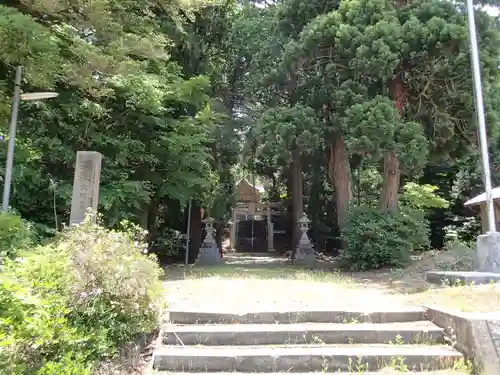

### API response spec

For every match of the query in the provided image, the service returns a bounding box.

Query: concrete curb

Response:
[152,344,462,372]
[425,305,500,375]
[165,308,426,324]
[426,270,500,285]
[162,321,444,346]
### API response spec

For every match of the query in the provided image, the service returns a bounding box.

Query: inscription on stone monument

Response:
[69,151,103,225]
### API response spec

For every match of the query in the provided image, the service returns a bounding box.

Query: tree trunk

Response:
[140,202,158,242]
[188,201,202,263]
[290,144,303,257]
[140,205,149,230]
[380,151,401,213]
[380,74,405,213]
[215,221,224,253]
[286,167,293,252]
[328,133,353,229]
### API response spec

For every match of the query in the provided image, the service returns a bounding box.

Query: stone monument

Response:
[195,217,223,265]
[69,151,103,225]
[294,214,316,267]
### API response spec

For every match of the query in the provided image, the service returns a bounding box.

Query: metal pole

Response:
[2,66,22,213]
[251,175,256,251]
[185,199,192,265]
[466,0,496,233]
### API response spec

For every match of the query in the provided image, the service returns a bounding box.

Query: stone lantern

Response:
[195,217,222,265]
[295,214,316,266]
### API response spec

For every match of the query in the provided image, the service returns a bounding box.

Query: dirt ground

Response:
[162,248,500,313]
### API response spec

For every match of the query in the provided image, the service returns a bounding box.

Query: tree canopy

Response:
[1,0,500,263]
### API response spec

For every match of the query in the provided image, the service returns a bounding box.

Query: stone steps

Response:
[152,372,469,375]
[152,309,465,374]
[162,321,444,345]
[153,344,462,372]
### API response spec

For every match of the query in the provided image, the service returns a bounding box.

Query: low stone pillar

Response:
[295,214,316,266]
[195,217,223,265]
[268,222,275,252]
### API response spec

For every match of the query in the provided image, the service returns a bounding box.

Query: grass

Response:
[171,264,351,282]
[407,282,500,312]
[163,253,500,313]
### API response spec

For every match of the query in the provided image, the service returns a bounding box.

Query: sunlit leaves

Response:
[256,104,320,162]
[345,96,402,157]
[0,5,61,87]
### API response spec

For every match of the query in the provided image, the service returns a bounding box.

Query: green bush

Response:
[0,213,36,260]
[339,206,429,270]
[60,220,165,346]
[0,219,164,374]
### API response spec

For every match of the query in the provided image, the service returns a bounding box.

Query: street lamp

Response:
[466,0,496,232]
[1,66,59,213]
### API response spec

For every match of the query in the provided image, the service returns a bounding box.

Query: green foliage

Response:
[55,219,165,346]
[401,182,449,210]
[345,97,429,172]
[0,1,230,243]
[34,354,92,375]
[340,206,430,270]
[0,248,86,375]
[0,213,36,260]
[150,228,186,261]
[0,219,164,374]
[1,0,500,259]
[256,104,320,161]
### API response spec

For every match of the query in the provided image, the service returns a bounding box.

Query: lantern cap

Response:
[298,214,310,224]
[203,217,215,224]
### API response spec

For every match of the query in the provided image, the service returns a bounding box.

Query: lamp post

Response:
[466,0,496,233]
[2,66,59,213]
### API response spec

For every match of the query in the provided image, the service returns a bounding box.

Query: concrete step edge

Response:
[161,321,444,345]
[162,321,442,333]
[151,372,468,375]
[153,343,463,355]
[165,308,426,324]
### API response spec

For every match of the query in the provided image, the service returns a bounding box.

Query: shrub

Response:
[0,213,36,260]
[339,206,429,270]
[150,228,186,263]
[0,249,85,375]
[0,219,164,374]
[59,220,165,347]
[438,240,474,271]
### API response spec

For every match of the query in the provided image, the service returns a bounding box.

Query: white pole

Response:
[2,66,22,213]
[185,199,192,264]
[466,0,496,233]
[251,175,256,251]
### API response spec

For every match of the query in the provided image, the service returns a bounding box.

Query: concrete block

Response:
[165,308,427,325]
[162,322,444,346]
[425,305,500,375]
[151,372,468,375]
[475,232,500,272]
[152,344,463,372]
[426,270,500,285]
[195,244,222,265]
